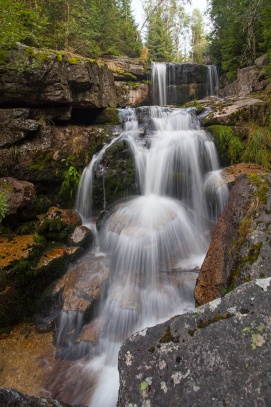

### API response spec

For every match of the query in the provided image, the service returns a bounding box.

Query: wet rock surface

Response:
[0,323,78,401]
[195,173,271,305]
[62,252,110,315]
[118,278,271,407]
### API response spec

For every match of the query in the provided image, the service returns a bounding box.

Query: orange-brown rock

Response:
[62,252,110,316]
[195,173,271,305]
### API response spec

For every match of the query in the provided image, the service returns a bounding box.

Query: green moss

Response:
[197,312,234,329]
[159,326,175,343]
[67,56,83,65]
[109,67,137,81]
[130,82,140,90]
[242,125,271,170]
[93,108,120,125]
[238,218,251,240]
[208,125,244,166]
[55,51,64,62]
[248,174,269,205]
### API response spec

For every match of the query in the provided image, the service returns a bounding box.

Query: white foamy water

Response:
[51,64,227,407]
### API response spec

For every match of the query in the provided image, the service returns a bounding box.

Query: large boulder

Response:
[195,173,271,305]
[118,278,271,407]
[0,177,37,222]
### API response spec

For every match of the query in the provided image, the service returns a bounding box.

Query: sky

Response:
[131,0,208,29]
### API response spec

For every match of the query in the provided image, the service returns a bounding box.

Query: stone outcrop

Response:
[118,277,271,407]
[202,96,270,127]
[219,55,270,97]
[0,387,86,407]
[0,45,117,109]
[195,173,271,305]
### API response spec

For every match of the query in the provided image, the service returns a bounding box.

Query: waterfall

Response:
[50,72,228,407]
[151,62,167,105]
[206,65,219,97]
[152,62,220,106]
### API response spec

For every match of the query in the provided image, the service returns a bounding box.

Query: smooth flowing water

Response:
[206,65,219,97]
[50,63,228,407]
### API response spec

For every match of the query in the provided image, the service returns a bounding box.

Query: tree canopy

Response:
[207,0,271,80]
[0,0,142,62]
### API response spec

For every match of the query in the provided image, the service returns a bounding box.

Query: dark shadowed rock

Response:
[0,109,40,147]
[0,386,86,406]
[118,278,271,407]
[195,173,271,305]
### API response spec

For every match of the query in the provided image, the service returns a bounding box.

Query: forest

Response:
[0,0,271,81]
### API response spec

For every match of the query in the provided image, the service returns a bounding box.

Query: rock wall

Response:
[219,54,270,97]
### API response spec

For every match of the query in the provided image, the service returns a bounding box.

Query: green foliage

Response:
[58,157,81,206]
[0,0,142,62]
[144,0,191,63]
[0,0,47,63]
[242,125,271,170]
[0,191,9,223]
[208,125,244,166]
[207,0,271,79]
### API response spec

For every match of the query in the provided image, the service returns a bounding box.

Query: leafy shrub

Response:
[0,191,9,223]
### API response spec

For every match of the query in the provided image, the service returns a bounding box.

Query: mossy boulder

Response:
[92,107,120,125]
[37,207,82,243]
[92,140,138,213]
[0,177,37,224]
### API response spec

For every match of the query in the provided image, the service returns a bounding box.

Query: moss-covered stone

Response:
[92,108,120,125]
[207,125,244,166]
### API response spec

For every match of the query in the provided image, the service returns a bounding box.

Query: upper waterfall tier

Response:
[152,62,219,106]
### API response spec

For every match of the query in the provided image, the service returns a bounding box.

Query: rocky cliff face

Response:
[219,54,271,97]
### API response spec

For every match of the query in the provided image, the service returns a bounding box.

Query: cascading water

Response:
[206,65,219,97]
[151,62,167,105]
[152,62,220,106]
[49,66,228,407]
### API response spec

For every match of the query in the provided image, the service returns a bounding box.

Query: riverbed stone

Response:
[67,225,93,250]
[118,278,271,407]
[62,252,110,317]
